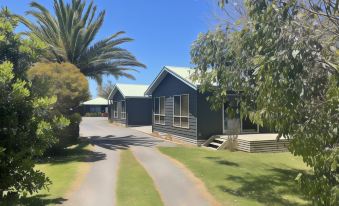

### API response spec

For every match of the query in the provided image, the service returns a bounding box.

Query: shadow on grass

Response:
[205,156,239,167]
[39,142,106,165]
[19,194,66,206]
[218,167,309,206]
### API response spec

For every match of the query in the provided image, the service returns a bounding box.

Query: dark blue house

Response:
[145,66,259,145]
[108,84,152,126]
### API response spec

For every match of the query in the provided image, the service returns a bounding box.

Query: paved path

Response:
[132,147,212,206]
[64,117,214,206]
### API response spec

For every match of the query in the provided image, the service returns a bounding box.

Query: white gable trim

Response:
[145,66,197,95]
[108,85,126,99]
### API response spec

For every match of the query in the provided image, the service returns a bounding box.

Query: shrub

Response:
[0,61,69,202]
[27,62,89,151]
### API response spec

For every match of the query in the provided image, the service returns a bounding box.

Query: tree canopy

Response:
[0,9,68,202]
[28,62,90,115]
[191,0,338,205]
[18,0,146,84]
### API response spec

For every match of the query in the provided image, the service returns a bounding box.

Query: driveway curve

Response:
[64,117,216,206]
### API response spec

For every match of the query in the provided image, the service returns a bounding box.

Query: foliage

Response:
[18,0,146,84]
[27,62,89,115]
[0,9,69,202]
[225,134,238,152]
[191,0,338,205]
[84,112,104,117]
[0,8,45,79]
[20,143,93,205]
[0,61,69,202]
[27,62,89,149]
[97,80,114,99]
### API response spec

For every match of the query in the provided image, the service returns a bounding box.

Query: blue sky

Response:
[0,0,221,97]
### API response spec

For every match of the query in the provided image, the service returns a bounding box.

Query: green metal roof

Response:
[82,97,108,105]
[145,66,197,95]
[108,83,149,99]
[165,66,196,86]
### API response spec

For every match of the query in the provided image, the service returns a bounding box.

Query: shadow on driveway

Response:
[85,134,165,151]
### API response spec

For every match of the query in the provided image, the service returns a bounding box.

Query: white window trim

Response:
[173,94,189,129]
[154,96,165,125]
[121,100,126,119]
[113,101,118,118]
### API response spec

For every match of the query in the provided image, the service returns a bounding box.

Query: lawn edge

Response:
[63,144,95,200]
[129,149,165,206]
[118,149,164,206]
[156,147,225,206]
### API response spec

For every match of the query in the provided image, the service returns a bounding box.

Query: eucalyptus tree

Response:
[19,0,145,84]
[192,0,338,205]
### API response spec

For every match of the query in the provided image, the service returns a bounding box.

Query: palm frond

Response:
[18,0,145,85]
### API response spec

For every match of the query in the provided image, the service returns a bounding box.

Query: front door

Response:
[223,102,240,134]
[241,117,259,133]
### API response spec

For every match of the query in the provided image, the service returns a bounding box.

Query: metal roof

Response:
[82,97,108,105]
[108,83,150,99]
[145,66,197,95]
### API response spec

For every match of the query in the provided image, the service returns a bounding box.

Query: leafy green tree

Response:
[0,8,45,79]
[191,0,338,205]
[27,62,90,149]
[18,0,146,84]
[0,62,69,202]
[0,10,69,202]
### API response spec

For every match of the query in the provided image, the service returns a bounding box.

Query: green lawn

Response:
[116,150,163,206]
[159,147,311,206]
[20,143,95,206]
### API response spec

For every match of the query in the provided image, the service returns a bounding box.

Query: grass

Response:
[159,147,311,206]
[20,143,99,206]
[116,150,163,206]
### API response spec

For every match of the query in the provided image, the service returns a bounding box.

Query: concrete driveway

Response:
[64,117,216,206]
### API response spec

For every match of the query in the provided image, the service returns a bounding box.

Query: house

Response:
[108,83,152,126]
[80,97,108,116]
[145,66,260,145]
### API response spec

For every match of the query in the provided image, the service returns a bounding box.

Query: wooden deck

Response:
[217,133,289,152]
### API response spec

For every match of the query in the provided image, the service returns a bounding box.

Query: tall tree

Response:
[97,80,114,99]
[18,0,146,84]
[192,0,338,205]
[0,9,68,203]
[28,62,90,150]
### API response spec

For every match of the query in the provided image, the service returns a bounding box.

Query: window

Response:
[121,101,126,119]
[154,97,165,125]
[90,106,101,113]
[173,94,189,128]
[113,101,118,118]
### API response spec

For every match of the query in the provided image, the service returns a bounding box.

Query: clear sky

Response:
[0,0,221,97]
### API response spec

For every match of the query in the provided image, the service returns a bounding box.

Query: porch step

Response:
[203,133,289,152]
[203,135,229,150]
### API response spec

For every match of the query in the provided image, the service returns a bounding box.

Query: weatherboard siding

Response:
[197,92,223,141]
[126,98,152,126]
[152,73,198,142]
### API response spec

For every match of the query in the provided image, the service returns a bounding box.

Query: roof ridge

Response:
[116,83,149,86]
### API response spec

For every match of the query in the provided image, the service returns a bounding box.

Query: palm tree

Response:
[18,0,145,84]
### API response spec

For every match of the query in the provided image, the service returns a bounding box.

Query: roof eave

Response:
[145,66,197,95]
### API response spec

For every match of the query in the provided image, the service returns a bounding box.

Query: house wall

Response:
[81,105,107,116]
[152,73,198,144]
[196,92,223,143]
[109,90,126,125]
[126,98,152,126]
